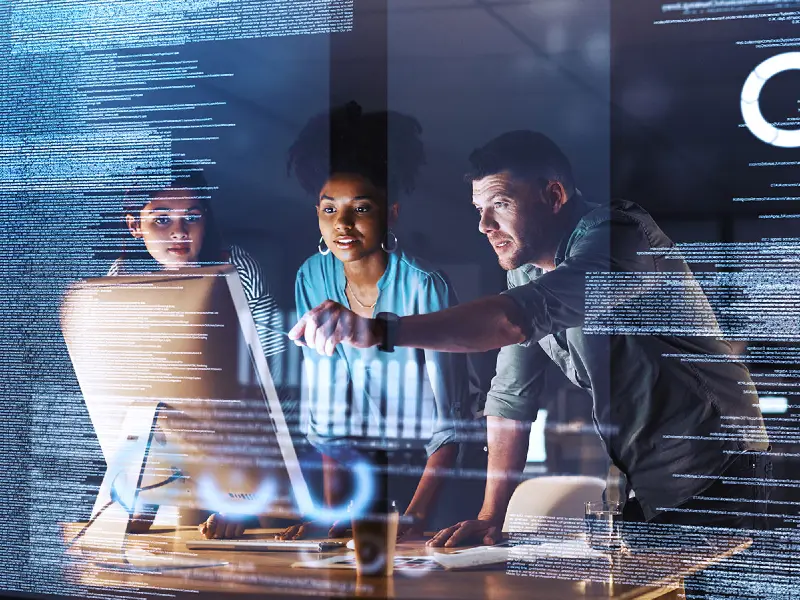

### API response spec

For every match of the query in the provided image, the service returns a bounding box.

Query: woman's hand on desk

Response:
[126,511,156,534]
[199,513,257,539]
[276,520,351,540]
[425,518,502,548]
[126,504,159,534]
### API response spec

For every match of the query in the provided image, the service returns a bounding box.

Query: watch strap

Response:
[375,312,399,353]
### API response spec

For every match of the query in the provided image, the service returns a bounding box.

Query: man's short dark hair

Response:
[466,130,575,194]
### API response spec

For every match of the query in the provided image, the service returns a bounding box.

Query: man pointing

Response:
[290,131,770,546]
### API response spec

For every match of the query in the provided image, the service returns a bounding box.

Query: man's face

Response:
[472,171,561,271]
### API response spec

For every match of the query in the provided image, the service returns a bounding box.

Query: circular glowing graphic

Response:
[741,52,800,148]
[196,475,278,515]
[300,460,375,525]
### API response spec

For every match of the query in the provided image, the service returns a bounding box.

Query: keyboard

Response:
[186,539,346,553]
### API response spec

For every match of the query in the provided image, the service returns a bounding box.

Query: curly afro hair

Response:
[287,101,425,202]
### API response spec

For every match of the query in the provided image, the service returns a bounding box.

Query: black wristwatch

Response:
[375,312,400,353]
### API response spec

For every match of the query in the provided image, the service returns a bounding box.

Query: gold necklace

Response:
[346,281,378,309]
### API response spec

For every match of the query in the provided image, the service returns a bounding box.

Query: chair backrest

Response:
[502,475,606,532]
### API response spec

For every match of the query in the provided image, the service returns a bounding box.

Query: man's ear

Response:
[125,214,143,238]
[545,181,568,214]
[388,202,399,227]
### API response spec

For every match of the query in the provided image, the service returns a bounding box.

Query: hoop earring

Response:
[318,236,330,256]
[381,230,398,254]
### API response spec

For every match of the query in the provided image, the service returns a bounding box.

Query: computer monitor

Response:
[60,265,313,567]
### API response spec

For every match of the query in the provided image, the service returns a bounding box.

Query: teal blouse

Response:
[295,250,474,457]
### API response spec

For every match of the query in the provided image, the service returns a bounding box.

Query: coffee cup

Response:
[351,501,399,577]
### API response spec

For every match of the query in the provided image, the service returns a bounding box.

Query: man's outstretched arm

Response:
[288,234,609,357]
[397,295,528,353]
[288,294,528,356]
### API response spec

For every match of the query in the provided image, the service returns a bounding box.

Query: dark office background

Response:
[156,0,611,396]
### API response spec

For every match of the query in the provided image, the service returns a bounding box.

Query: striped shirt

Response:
[107,245,294,419]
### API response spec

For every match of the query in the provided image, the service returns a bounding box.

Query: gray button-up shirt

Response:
[485,194,768,520]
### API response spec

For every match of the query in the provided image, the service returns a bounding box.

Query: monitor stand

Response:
[72,402,225,572]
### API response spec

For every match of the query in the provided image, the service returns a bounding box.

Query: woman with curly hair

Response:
[201,102,478,541]
[282,101,479,541]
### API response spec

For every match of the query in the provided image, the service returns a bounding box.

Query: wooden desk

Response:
[61,525,750,600]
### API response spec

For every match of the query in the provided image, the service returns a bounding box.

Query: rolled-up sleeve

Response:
[483,265,548,422]
[484,341,550,421]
